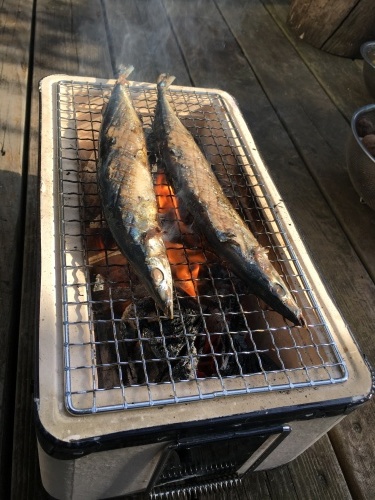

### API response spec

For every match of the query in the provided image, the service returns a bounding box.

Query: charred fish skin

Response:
[153,74,302,325]
[97,67,173,318]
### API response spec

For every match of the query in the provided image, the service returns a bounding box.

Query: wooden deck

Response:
[1,0,375,498]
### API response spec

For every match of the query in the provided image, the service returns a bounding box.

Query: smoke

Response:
[102,0,193,86]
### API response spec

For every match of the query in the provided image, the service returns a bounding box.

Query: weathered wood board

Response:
[287,0,375,58]
[216,0,375,286]
[0,0,34,497]
[11,0,112,498]
[1,0,374,498]
[329,396,375,499]
[264,0,373,121]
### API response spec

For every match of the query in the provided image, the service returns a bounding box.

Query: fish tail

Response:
[157,73,176,90]
[116,65,135,85]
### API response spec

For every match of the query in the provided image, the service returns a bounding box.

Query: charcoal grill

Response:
[36,75,373,500]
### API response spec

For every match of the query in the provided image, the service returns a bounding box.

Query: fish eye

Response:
[151,268,164,286]
[273,282,287,297]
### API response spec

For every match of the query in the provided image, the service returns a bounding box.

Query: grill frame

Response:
[54,78,348,415]
[36,74,374,500]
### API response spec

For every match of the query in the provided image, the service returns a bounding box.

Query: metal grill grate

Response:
[55,80,347,414]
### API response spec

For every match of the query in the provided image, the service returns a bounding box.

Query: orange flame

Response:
[155,172,204,297]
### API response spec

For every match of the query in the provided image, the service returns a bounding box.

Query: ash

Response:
[117,291,280,386]
[119,297,203,385]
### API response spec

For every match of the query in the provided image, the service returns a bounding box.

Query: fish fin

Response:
[116,65,135,85]
[157,74,176,89]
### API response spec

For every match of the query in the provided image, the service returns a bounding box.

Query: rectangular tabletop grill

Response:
[36,75,373,500]
[56,79,346,414]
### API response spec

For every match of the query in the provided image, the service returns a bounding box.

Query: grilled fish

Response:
[97,67,173,318]
[153,74,302,325]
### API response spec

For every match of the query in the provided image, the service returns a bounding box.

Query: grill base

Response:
[37,414,344,500]
[36,75,373,499]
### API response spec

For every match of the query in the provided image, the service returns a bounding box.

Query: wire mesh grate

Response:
[55,79,347,414]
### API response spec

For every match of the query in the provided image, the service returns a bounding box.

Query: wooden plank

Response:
[161,1,366,498]
[329,398,375,499]
[104,0,191,85]
[0,0,33,497]
[252,436,353,499]
[264,0,372,123]
[160,0,375,359]
[286,435,352,499]
[287,0,375,58]
[12,0,113,498]
[320,0,375,58]
[213,1,375,498]
[264,466,299,500]
[212,0,375,356]
[8,2,372,499]
[216,0,375,286]
[287,0,358,49]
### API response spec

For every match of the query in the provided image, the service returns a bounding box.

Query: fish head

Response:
[145,234,174,318]
[254,245,303,325]
[268,269,303,326]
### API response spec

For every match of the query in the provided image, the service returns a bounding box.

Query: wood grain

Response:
[163,0,371,498]
[3,0,374,498]
[164,1,375,498]
[214,0,375,343]
[287,435,352,499]
[329,398,375,500]
[287,0,375,58]
[264,465,299,500]
[11,0,112,498]
[322,0,375,58]
[264,0,372,122]
[0,0,33,497]
[287,0,357,47]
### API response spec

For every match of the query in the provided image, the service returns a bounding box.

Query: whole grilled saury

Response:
[97,67,173,318]
[153,74,302,325]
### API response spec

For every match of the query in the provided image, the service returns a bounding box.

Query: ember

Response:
[87,165,277,386]
[155,171,203,298]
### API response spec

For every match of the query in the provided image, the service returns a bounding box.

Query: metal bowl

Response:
[346,104,375,211]
[361,41,375,98]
